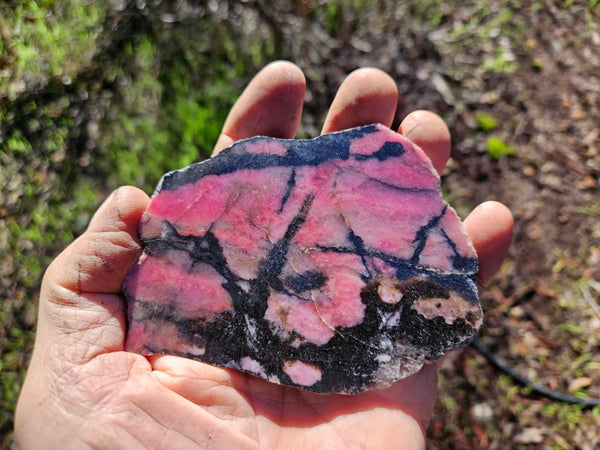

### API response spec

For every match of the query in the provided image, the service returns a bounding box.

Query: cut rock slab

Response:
[123,124,481,394]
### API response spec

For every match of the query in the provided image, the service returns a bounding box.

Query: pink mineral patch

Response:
[127,254,233,316]
[283,360,323,387]
[314,270,365,329]
[240,356,266,377]
[264,290,335,346]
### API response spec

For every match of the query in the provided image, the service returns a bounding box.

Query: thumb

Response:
[51,186,150,295]
[35,186,149,364]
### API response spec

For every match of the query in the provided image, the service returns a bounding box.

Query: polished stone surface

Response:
[123,124,481,394]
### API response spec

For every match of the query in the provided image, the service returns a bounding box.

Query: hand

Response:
[15,61,513,449]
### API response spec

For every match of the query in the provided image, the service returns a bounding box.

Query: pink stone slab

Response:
[123,124,481,394]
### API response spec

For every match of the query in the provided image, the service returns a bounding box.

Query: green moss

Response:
[1,0,106,98]
[475,112,497,133]
[486,137,517,160]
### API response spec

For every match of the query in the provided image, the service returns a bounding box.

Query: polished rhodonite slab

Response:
[123,124,481,394]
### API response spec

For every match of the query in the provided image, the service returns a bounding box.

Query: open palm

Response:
[15,62,513,449]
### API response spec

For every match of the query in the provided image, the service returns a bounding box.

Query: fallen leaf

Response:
[568,377,593,393]
[514,427,544,444]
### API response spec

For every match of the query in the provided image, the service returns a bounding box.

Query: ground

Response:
[1,0,599,448]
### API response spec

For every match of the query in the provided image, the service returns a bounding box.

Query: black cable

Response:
[470,338,600,408]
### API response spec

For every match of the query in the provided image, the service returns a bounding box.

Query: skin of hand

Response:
[15,61,513,449]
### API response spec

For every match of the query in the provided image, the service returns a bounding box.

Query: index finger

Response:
[213,61,306,155]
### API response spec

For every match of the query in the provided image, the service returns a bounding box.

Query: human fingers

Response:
[213,61,306,154]
[46,186,150,296]
[36,186,149,361]
[399,110,451,175]
[321,67,398,133]
[463,201,514,288]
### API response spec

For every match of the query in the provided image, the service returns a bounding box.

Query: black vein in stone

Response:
[199,230,247,303]
[144,221,192,254]
[440,228,478,274]
[158,125,410,192]
[254,194,315,293]
[278,168,296,213]
[410,205,447,265]
[144,223,246,307]
[314,241,478,304]
[353,141,404,161]
[283,271,326,293]
[365,177,437,194]
[347,228,373,281]
[158,127,369,191]
[330,163,438,195]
